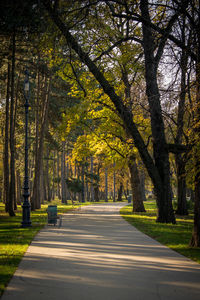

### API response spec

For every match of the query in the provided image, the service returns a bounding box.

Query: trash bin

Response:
[47,205,58,225]
[127,195,132,203]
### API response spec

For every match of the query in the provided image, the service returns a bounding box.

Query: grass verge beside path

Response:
[120,201,200,264]
[0,201,81,297]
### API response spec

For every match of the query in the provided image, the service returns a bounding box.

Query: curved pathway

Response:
[2,203,200,300]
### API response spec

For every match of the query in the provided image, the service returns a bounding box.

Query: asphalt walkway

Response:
[2,203,200,300]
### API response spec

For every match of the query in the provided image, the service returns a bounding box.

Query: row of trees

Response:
[0,0,200,246]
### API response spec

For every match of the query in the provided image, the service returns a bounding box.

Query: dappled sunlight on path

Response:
[2,203,200,300]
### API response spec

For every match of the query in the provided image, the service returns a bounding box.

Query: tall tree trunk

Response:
[3,62,10,212]
[81,164,85,203]
[128,156,146,212]
[57,150,61,199]
[46,148,51,202]
[190,5,200,246]
[31,75,51,209]
[140,0,175,223]
[9,31,16,216]
[90,156,94,201]
[61,141,66,203]
[52,150,55,200]
[175,16,188,215]
[65,148,70,201]
[113,164,116,202]
[40,159,45,204]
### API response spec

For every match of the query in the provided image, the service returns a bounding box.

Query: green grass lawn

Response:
[120,201,200,264]
[0,200,80,297]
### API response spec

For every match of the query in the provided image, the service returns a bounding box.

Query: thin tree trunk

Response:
[61,141,66,203]
[9,31,16,216]
[57,150,61,199]
[90,157,94,201]
[40,159,45,204]
[16,169,22,205]
[81,164,85,203]
[105,168,108,202]
[113,164,116,202]
[4,62,10,212]
[52,150,55,200]
[46,148,51,202]
[65,148,70,201]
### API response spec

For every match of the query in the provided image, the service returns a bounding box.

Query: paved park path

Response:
[2,203,200,300]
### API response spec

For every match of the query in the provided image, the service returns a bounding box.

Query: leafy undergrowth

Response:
[120,201,200,264]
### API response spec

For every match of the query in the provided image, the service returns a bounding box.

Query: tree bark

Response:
[31,74,51,209]
[117,182,123,202]
[140,0,175,223]
[61,141,67,203]
[16,169,22,205]
[3,62,10,212]
[105,168,108,202]
[46,148,51,202]
[81,164,85,203]
[190,4,200,246]
[52,150,55,200]
[113,164,116,202]
[9,31,16,216]
[140,169,147,202]
[94,186,99,202]
[128,156,146,212]
[90,156,94,201]
[175,154,188,215]
[57,150,61,199]
[175,16,188,215]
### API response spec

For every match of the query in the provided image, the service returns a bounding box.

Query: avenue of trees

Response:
[0,0,200,246]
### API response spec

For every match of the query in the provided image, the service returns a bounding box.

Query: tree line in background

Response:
[0,0,200,246]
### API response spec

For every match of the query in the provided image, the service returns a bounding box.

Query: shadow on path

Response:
[2,203,200,300]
